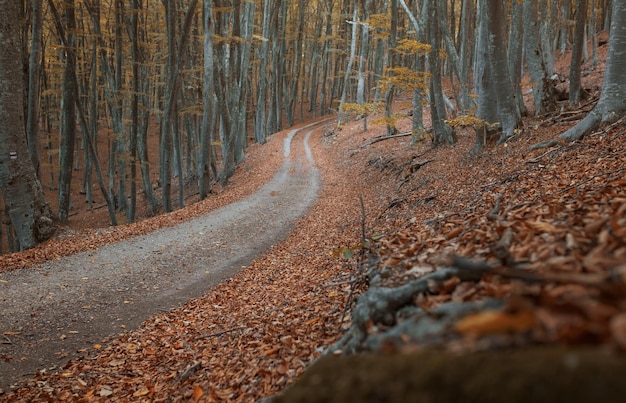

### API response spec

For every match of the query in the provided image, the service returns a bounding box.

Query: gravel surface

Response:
[0,122,322,390]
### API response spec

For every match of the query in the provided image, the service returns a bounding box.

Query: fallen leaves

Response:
[2,85,626,402]
[454,308,536,336]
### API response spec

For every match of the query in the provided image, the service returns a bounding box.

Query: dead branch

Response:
[362,132,412,147]
[398,160,434,191]
[178,361,201,383]
[528,139,561,151]
[195,326,247,341]
[327,262,492,354]
[491,227,514,265]
[323,278,359,289]
[486,193,503,221]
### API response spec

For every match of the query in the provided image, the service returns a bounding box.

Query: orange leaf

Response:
[454,309,536,336]
[193,385,204,402]
[446,227,463,240]
[610,313,626,350]
[527,220,557,233]
[133,388,150,398]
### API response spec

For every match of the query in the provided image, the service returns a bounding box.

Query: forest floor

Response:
[1,38,626,401]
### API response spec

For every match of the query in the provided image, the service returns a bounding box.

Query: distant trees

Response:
[560,0,626,141]
[1,0,623,252]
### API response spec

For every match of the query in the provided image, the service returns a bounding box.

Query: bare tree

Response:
[569,0,589,104]
[560,1,626,141]
[57,0,78,224]
[474,0,521,151]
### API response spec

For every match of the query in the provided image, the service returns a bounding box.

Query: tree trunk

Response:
[523,0,556,115]
[199,0,216,200]
[474,0,521,151]
[560,0,626,141]
[429,0,454,144]
[338,2,359,125]
[26,0,44,177]
[0,0,56,250]
[508,0,528,116]
[569,0,589,105]
[254,0,274,145]
[58,0,77,224]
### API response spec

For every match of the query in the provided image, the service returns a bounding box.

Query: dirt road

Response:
[0,122,322,390]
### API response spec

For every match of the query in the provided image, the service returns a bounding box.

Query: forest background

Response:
[0,0,624,253]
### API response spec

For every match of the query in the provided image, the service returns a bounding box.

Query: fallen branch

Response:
[397,160,434,191]
[195,326,247,341]
[323,278,359,289]
[327,262,492,354]
[177,361,201,383]
[362,132,412,147]
[528,139,561,151]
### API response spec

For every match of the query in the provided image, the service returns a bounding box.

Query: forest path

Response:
[0,121,324,390]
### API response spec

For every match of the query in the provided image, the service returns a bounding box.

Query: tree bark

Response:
[58,0,77,224]
[560,0,626,141]
[0,0,56,250]
[569,0,589,105]
[474,0,521,151]
[26,0,44,177]
[523,0,557,115]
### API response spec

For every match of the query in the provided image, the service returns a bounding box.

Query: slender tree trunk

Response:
[570,0,589,104]
[26,0,44,177]
[58,0,77,224]
[429,0,454,144]
[560,0,626,141]
[254,0,273,144]
[199,0,216,200]
[508,0,528,115]
[339,2,359,125]
[286,0,305,127]
[524,0,556,115]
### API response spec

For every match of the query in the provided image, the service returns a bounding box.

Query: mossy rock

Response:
[275,347,626,403]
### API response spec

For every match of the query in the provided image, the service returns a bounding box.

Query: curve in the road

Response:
[0,120,327,389]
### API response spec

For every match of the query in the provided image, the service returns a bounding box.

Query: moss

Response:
[275,347,626,403]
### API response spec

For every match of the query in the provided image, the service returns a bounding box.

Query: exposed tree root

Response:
[326,261,492,354]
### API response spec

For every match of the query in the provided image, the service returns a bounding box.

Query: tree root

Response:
[326,261,492,354]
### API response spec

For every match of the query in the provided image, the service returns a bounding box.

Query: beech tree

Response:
[0,0,55,250]
[560,1,626,141]
[473,0,521,151]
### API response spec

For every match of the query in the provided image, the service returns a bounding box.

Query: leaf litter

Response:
[3,55,626,401]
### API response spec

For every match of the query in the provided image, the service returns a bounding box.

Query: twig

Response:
[323,278,359,289]
[486,193,503,221]
[178,361,202,383]
[362,131,412,147]
[491,227,514,265]
[397,160,434,190]
[195,326,247,341]
[528,139,561,151]
[560,167,626,194]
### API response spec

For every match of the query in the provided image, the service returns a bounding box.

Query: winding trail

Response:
[0,121,324,390]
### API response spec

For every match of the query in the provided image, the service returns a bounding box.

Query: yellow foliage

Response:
[368,13,391,39]
[372,115,399,127]
[340,102,381,117]
[394,39,431,56]
[380,67,431,91]
[445,115,500,129]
